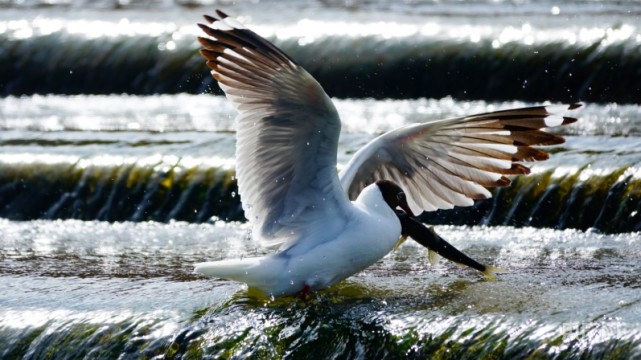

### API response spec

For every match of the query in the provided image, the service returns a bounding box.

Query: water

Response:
[1,221,640,358]
[1,0,641,358]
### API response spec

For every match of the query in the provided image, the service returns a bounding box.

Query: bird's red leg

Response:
[298,284,311,301]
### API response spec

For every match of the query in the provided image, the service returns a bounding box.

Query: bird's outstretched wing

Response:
[198,10,351,246]
[340,104,580,214]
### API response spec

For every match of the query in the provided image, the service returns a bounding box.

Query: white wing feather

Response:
[198,11,351,246]
[339,105,579,214]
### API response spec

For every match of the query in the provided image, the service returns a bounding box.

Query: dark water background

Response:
[1,0,641,358]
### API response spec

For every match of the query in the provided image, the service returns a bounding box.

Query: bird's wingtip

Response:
[215,9,229,19]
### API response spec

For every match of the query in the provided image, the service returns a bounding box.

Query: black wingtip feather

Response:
[203,14,217,23]
[198,23,217,38]
[215,9,230,19]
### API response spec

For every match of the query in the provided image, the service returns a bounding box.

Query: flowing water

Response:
[1,0,641,358]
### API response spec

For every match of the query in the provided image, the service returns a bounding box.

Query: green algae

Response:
[3,160,641,233]
[423,166,641,234]
[0,161,243,223]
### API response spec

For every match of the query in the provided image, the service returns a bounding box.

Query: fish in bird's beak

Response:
[394,210,505,279]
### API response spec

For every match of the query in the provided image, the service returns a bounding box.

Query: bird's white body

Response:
[195,183,401,296]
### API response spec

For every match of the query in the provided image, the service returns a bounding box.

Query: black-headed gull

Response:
[193,10,579,297]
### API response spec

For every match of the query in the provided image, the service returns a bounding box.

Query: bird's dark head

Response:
[376,180,415,217]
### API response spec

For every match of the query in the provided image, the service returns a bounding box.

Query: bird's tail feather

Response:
[194,257,263,283]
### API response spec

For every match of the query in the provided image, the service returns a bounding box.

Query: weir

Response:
[2,161,641,233]
[0,161,242,223]
[423,166,641,233]
[1,29,640,104]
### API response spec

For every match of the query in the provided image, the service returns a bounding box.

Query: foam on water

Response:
[2,95,640,136]
[3,5,639,48]
[0,94,236,132]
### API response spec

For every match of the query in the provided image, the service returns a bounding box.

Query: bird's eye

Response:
[396,192,406,202]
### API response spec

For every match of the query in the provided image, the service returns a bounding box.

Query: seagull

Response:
[193,10,579,297]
